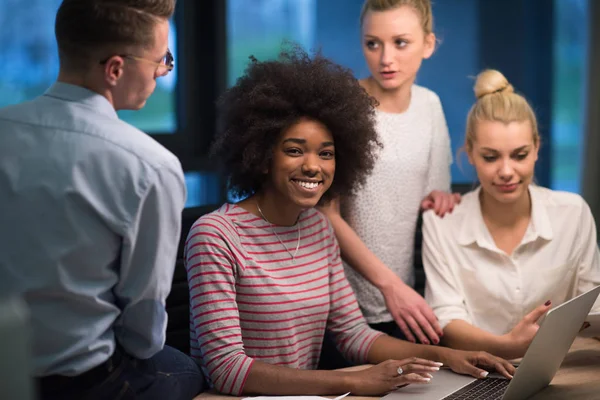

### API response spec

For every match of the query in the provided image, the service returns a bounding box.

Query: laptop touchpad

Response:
[382,369,476,400]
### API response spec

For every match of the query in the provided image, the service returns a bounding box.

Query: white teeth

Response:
[295,180,319,189]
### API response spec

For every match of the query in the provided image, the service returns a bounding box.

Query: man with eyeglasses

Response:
[0,1,204,399]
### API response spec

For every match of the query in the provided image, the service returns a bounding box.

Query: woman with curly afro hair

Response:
[183,46,514,396]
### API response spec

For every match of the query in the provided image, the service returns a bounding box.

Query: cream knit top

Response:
[342,84,453,324]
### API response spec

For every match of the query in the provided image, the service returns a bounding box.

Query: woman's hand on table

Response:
[347,358,441,395]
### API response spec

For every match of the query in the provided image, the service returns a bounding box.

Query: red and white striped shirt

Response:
[185,204,382,395]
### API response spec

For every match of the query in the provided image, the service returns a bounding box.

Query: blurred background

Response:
[0,0,593,208]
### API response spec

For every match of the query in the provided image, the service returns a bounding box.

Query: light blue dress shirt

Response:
[0,82,186,376]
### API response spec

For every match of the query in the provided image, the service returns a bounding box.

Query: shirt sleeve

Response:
[422,211,472,329]
[186,213,253,395]
[324,222,383,364]
[575,199,600,313]
[113,163,186,359]
[424,94,452,196]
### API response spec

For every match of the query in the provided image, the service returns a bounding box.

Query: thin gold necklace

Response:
[256,200,301,262]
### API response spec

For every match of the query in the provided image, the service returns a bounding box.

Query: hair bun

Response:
[473,69,514,99]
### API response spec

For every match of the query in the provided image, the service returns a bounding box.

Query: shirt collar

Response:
[524,185,554,242]
[457,185,554,249]
[43,82,118,120]
[457,186,492,248]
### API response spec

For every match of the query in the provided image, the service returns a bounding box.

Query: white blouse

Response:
[423,185,600,335]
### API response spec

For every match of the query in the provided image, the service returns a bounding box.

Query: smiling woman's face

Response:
[264,118,336,210]
[468,120,539,205]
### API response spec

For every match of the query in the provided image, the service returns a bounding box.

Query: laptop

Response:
[383,285,600,400]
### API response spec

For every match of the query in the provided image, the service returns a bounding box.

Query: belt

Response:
[37,346,126,393]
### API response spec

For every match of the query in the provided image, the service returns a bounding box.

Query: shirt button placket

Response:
[511,253,525,320]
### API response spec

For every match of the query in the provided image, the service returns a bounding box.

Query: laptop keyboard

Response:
[441,378,510,400]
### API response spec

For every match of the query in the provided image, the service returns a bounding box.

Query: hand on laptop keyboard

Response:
[440,349,515,380]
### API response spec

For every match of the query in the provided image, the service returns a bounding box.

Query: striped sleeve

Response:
[185,212,253,395]
[322,220,383,363]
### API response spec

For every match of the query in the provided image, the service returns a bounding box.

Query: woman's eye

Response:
[395,39,408,48]
[285,148,302,156]
[320,150,335,158]
[365,40,378,50]
[482,155,497,162]
[514,153,528,160]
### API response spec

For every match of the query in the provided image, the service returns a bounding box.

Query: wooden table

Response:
[194,337,600,400]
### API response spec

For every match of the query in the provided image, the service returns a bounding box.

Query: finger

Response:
[433,193,443,214]
[524,301,551,323]
[413,311,440,344]
[448,198,455,213]
[448,193,460,213]
[460,362,491,379]
[476,355,516,379]
[394,315,417,343]
[421,199,434,210]
[501,360,516,379]
[489,360,514,379]
[394,358,444,368]
[394,372,432,386]
[441,194,453,215]
[405,315,429,345]
[401,363,442,374]
[422,306,444,339]
[437,196,450,216]
[580,321,591,332]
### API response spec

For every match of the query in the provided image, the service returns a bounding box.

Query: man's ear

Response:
[103,56,125,87]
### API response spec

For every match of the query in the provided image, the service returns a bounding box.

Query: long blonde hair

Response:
[360,0,433,34]
[465,69,540,154]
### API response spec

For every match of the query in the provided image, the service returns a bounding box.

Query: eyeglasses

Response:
[99,49,174,76]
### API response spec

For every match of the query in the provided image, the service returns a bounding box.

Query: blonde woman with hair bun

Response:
[422,69,600,359]
[319,0,461,351]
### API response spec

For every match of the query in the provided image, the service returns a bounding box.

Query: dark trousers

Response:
[318,321,408,370]
[38,345,205,400]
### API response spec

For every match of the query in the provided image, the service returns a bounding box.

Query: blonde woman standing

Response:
[320,0,459,345]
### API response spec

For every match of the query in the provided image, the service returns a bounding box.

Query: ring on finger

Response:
[397,367,403,375]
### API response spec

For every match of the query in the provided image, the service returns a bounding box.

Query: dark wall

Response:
[479,0,554,187]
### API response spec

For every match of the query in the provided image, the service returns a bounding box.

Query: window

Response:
[0,0,62,109]
[227,0,317,86]
[184,171,222,208]
[0,0,177,134]
[551,0,589,193]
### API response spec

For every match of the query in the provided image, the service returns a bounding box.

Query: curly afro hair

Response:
[211,44,381,203]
